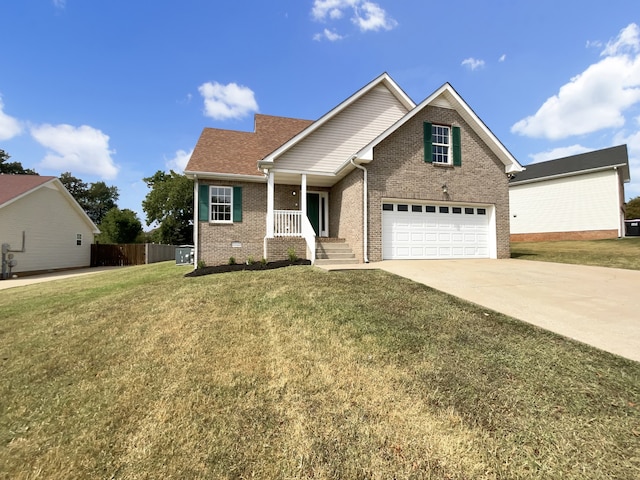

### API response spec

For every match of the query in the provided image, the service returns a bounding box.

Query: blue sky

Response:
[1,1,639,225]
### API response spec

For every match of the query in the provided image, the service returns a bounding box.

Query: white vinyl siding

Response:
[275,85,409,173]
[509,170,620,234]
[0,183,95,273]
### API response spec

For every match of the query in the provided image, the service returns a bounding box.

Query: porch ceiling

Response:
[272,169,351,187]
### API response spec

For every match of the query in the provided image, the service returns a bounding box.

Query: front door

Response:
[307,193,320,235]
[306,192,328,237]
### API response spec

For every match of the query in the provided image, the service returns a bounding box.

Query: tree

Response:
[142,170,194,245]
[0,149,38,175]
[59,172,119,225]
[626,196,640,219]
[96,208,143,244]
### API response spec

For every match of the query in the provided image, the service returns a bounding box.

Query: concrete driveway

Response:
[320,259,640,363]
[0,267,120,290]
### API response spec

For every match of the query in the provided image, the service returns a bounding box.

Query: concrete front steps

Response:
[314,238,358,266]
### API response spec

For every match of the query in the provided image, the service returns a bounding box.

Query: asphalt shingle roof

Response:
[0,175,56,207]
[185,114,314,177]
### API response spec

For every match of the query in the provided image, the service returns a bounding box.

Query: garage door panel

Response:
[383,202,491,260]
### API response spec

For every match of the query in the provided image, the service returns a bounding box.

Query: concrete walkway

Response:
[318,259,640,363]
[0,267,120,290]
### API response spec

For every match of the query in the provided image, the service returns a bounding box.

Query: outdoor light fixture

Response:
[442,184,448,194]
[292,191,296,196]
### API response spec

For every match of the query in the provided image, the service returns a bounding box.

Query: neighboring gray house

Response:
[0,175,100,276]
[509,145,630,241]
[185,73,524,266]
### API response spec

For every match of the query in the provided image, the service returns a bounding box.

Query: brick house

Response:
[185,73,523,266]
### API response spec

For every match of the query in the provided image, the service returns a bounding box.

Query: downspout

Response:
[193,175,199,269]
[350,157,369,263]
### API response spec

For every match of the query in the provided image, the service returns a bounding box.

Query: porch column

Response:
[266,171,274,237]
[300,174,307,213]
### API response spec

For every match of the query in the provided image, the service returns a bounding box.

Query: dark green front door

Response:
[307,193,320,235]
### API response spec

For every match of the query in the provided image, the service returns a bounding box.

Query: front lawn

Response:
[511,237,640,270]
[1,262,639,479]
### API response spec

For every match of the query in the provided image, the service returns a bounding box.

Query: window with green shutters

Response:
[424,122,461,166]
[199,185,242,223]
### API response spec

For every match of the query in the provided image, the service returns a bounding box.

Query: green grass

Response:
[511,237,640,270]
[1,262,639,479]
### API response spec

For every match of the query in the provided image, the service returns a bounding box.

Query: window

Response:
[382,203,394,211]
[424,123,462,166]
[76,234,82,246]
[477,208,487,215]
[397,204,409,212]
[452,207,462,214]
[425,206,436,213]
[439,206,449,213]
[465,207,474,214]
[411,205,422,212]
[432,125,450,164]
[210,186,233,223]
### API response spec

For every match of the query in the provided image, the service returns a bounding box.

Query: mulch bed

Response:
[184,259,312,277]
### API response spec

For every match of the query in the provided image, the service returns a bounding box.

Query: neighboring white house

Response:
[0,175,100,276]
[509,145,630,241]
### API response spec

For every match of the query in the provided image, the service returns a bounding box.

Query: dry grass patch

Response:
[511,237,640,270]
[1,262,639,479]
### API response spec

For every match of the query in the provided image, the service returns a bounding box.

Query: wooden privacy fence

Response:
[91,243,176,267]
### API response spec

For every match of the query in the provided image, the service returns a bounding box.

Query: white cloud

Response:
[352,1,397,32]
[198,82,258,120]
[314,28,344,41]
[30,124,118,179]
[528,144,592,164]
[601,23,640,56]
[166,149,192,172]
[512,23,640,140]
[0,97,23,141]
[499,54,506,62]
[461,57,485,71]
[311,0,396,39]
[53,0,66,9]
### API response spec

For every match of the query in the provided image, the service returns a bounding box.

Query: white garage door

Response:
[382,202,490,259]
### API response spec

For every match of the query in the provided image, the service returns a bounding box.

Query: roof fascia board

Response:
[509,164,629,186]
[259,73,416,166]
[354,83,524,174]
[185,171,267,183]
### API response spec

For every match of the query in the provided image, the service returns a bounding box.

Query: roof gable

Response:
[185,114,313,179]
[0,175,100,233]
[355,83,524,174]
[258,73,416,169]
[509,145,630,185]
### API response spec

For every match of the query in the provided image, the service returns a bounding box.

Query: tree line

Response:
[1,149,193,245]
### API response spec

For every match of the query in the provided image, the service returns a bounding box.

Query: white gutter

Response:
[350,157,369,263]
[193,175,199,269]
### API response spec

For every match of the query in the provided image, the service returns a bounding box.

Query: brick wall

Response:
[265,237,308,260]
[330,168,364,262]
[511,229,619,242]
[367,106,512,261]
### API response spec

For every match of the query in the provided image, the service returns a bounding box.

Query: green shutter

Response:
[424,122,433,163]
[232,186,242,222]
[452,126,462,167]
[198,184,209,222]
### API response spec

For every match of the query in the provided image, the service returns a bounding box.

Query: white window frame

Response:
[209,186,233,223]
[432,125,451,165]
[76,233,82,246]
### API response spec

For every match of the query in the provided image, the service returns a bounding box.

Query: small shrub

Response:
[228,257,236,265]
[246,256,255,265]
[260,257,268,265]
[287,247,298,262]
[197,260,206,269]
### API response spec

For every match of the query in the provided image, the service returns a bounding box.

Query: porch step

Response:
[315,239,358,265]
